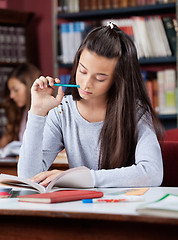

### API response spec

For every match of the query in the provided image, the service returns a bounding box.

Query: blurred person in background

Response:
[0,63,41,149]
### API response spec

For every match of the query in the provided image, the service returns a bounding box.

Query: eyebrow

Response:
[79,62,109,76]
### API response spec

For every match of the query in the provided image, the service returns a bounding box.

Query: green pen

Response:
[48,83,80,88]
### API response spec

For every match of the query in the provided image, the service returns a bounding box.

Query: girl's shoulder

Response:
[51,94,76,119]
[62,94,73,104]
[60,94,76,111]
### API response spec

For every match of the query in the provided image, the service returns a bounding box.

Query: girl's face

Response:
[8,77,27,107]
[76,48,117,102]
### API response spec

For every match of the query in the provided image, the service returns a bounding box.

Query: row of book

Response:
[143,69,177,115]
[58,21,94,64]
[102,16,176,58]
[57,0,176,13]
[58,15,176,64]
[0,26,27,64]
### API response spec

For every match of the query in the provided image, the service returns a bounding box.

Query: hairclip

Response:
[107,21,114,29]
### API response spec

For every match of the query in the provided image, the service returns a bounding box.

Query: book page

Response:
[46,166,94,192]
[0,174,45,193]
[0,141,21,158]
[141,194,178,211]
[136,194,178,218]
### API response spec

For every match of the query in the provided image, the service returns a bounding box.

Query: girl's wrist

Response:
[30,106,48,116]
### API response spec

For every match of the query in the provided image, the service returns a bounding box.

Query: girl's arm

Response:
[91,119,163,187]
[18,109,64,179]
[18,76,64,179]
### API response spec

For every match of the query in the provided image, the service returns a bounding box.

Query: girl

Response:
[18,23,163,187]
[0,63,41,148]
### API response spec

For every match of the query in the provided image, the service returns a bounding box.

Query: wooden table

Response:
[0,158,18,175]
[0,156,69,175]
[0,187,178,240]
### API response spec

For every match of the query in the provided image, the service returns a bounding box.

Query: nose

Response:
[82,75,92,90]
[9,91,15,99]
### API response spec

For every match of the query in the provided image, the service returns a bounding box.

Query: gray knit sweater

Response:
[18,95,163,187]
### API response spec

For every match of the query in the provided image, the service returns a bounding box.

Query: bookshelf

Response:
[57,2,176,19]
[0,9,33,65]
[54,1,177,129]
[0,9,33,137]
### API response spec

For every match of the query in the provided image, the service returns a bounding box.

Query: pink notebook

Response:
[18,190,103,204]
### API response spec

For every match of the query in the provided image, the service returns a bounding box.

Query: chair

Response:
[160,141,178,187]
[164,128,178,142]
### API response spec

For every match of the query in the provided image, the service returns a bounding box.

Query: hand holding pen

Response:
[30,76,79,117]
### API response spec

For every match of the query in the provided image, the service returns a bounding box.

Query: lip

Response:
[80,89,92,95]
[14,100,21,106]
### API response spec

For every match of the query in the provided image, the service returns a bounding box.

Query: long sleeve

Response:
[91,118,163,187]
[18,112,46,178]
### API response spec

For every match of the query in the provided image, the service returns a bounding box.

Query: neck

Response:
[81,96,107,109]
[77,97,107,122]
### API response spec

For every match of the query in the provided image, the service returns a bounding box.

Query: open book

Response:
[0,166,94,193]
[0,141,21,158]
[136,194,178,218]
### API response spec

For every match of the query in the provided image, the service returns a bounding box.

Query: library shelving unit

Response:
[0,9,33,66]
[54,2,177,129]
[0,9,33,137]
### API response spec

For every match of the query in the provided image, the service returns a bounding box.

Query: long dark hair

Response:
[65,24,163,169]
[2,63,41,143]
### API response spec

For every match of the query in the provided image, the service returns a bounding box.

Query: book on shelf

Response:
[58,15,175,63]
[111,0,119,8]
[60,23,70,64]
[0,166,94,193]
[142,69,176,114]
[157,70,165,114]
[79,0,90,11]
[136,194,178,218]
[132,16,152,58]
[155,16,172,57]
[16,27,27,63]
[157,69,176,114]
[164,69,176,113]
[57,0,175,13]
[152,78,159,113]
[59,21,93,64]
[0,25,26,63]
[162,17,176,56]
[142,70,159,112]
[18,189,103,204]
[102,15,174,59]
[59,74,70,91]
[142,70,154,104]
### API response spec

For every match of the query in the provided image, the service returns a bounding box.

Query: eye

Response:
[79,70,87,74]
[96,75,107,82]
[96,79,105,82]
